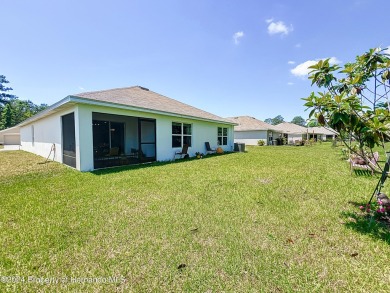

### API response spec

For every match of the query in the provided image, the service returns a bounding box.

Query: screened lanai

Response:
[92,112,156,169]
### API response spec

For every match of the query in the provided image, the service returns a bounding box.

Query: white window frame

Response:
[218,127,228,146]
[172,122,192,148]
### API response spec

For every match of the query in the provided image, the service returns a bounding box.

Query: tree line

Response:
[0,75,48,130]
[264,115,318,127]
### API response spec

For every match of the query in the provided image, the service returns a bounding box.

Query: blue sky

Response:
[2,0,390,121]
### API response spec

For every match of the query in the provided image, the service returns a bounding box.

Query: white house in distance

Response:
[228,116,282,145]
[274,122,338,142]
[18,86,235,171]
[0,125,20,145]
[273,122,307,143]
[307,126,338,141]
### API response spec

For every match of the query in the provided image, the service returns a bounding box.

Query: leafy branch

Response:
[303,48,390,172]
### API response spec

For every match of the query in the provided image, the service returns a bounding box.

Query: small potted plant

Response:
[195,152,204,159]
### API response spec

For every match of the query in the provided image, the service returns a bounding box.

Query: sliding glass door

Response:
[139,118,156,162]
[93,120,125,158]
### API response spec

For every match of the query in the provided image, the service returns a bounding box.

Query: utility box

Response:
[234,143,245,152]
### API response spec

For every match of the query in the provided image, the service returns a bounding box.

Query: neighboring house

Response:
[18,86,235,171]
[307,126,338,141]
[274,122,338,142]
[0,126,20,145]
[227,116,282,145]
[274,122,307,143]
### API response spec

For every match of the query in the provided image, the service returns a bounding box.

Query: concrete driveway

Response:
[0,145,21,151]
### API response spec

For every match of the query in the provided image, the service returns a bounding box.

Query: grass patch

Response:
[1,144,390,292]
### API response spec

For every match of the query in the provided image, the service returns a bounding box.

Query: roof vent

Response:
[139,86,149,91]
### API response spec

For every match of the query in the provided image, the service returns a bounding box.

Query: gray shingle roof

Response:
[73,86,233,124]
[227,116,279,131]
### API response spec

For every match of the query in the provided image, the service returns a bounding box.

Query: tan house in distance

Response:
[274,122,338,143]
[273,122,307,143]
[228,116,282,145]
[307,126,338,141]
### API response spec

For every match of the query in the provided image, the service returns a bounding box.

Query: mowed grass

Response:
[1,144,390,292]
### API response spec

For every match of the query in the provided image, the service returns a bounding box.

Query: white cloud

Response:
[381,46,390,54]
[287,82,294,86]
[372,46,390,55]
[328,57,341,64]
[290,57,341,77]
[265,18,273,24]
[295,43,301,48]
[233,31,244,45]
[78,86,85,91]
[267,20,293,36]
[288,61,295,65]
[290,60,317,77]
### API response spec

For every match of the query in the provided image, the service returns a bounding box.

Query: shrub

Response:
[257,140,265,146]
[359,193,390,220]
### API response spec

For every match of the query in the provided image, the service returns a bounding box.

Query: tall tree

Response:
[0,75,16,106]
[264,115,285,125]
[272,115,284,125]
[291,116,306,126]
[0,75,48,130]
[8,99,48,126]
[0,103,13,129]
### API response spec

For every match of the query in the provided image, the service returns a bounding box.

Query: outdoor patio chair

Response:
[107,147,119,157]
[349,151,379,175]
[205,142,216,154]
[174,144,189,160]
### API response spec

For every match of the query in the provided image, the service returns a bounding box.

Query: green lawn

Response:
[1,144,390,292]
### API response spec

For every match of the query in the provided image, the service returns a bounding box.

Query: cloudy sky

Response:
[1,0,389,121]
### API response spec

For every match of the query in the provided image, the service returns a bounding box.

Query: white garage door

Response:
[4,134,21,145]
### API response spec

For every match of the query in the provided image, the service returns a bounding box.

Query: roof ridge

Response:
[74,86,143,96]
[143,88,229,118]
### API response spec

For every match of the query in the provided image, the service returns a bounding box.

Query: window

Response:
[218,127,228,146]
[31,125,35,146]
[172,122,192,147]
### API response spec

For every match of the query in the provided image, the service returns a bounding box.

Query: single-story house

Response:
[273,122,307,143]
[227,116,282,145]
[307,126,338,141]
[274,122,338,143]
[18,86,235,171]
[0,125,20,145]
